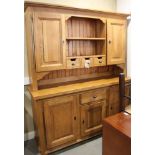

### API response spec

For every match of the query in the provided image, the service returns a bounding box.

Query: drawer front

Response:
[67,58,81,69]
[81,57,93,68]
[93,56,106,66]
[80,88,106,104]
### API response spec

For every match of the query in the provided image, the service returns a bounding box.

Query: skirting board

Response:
[24,131,35,141]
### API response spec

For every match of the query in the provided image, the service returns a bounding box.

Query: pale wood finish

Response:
[25,8,38,90]
[80,100,107,137]
[29,77,130,100]
[30,80,130,155]
[44,95,78,149]
[25,1,130,18]
[66,37,106,40]
[66,58,81,69]
[107,19,127,65]
[32,100,47,155]
[66,16,106,57]
[39,66,115,80]
[34,12,66,72]
[25,4,129,90]
[80,88,106,104]
[93,56,106,66]
[37,65,119,89]
[38,72,114,89]
[25,3,130,155]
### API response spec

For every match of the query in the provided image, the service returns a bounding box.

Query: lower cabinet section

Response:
[43,95,78,149]
[33,85,124,155]
[80,100,107,137]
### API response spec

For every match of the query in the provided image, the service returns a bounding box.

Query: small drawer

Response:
[93,56,106,66]
[81,57,93,68]
[67,58,81,69]
[80,88,106,104]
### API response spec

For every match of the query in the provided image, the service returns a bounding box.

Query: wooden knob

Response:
[74,116,76,120]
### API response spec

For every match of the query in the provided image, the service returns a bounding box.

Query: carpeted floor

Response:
[24,136,102,155]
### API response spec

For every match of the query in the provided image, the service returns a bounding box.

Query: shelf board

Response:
[67,55,106,59]
[30,77,131,100]
[66,37,106,40]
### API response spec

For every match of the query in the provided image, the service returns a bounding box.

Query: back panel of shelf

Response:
[66,40,106,57]
[66,16,106,57]
[66,16,106,38]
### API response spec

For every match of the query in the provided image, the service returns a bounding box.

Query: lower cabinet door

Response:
[80,100,107,137]
[43,95,78,149]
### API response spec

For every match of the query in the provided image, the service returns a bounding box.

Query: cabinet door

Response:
[44,95,78,149]
[107,19,126,65]
[80,100,107,137]
[108,85,120,116]
[34,12,66,72]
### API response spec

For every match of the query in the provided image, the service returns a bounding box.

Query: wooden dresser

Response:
[25,2,130,155]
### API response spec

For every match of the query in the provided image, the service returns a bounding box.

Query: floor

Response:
[24,136,102,155]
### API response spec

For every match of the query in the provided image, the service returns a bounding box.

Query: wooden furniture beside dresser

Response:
[25,1,130,155]
[103,112,131,155]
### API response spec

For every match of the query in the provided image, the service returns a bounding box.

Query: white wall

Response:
[116,0,131,77]
[25,0,116,11]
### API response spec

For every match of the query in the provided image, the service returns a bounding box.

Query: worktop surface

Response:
[29,77,130,100]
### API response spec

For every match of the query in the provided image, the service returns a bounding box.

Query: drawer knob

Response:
[93,96,97,98]
[108,40,112,44]
[74,116,76,120]
[72,63,75,66]
[99,61,102,63]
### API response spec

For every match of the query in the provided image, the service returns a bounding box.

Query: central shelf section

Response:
[66,16,107,57]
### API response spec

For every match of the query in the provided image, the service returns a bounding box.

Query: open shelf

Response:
[66,16,106,38]
[66,40,106,57]
[66,37,106,40]
[67,55,106,59]
[66,16,106,57]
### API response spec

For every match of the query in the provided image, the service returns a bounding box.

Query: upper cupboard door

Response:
[34,13,66,72]
[107,19,127,65]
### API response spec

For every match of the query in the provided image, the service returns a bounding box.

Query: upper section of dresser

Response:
[25,1,130,91]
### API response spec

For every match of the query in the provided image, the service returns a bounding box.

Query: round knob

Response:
[72,63,75,66]
[99,61,102,63]
[93,96,97,98]
[108,40,112,44]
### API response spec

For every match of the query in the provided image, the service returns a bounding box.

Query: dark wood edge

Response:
[103,112,131,138]
[24,1,130,17]
[103,119,131,139]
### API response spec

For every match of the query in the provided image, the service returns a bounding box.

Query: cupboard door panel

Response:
[80,100,106,137]
[34,13,66,72]
[44,95,78,149]
[107,19,126,65]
